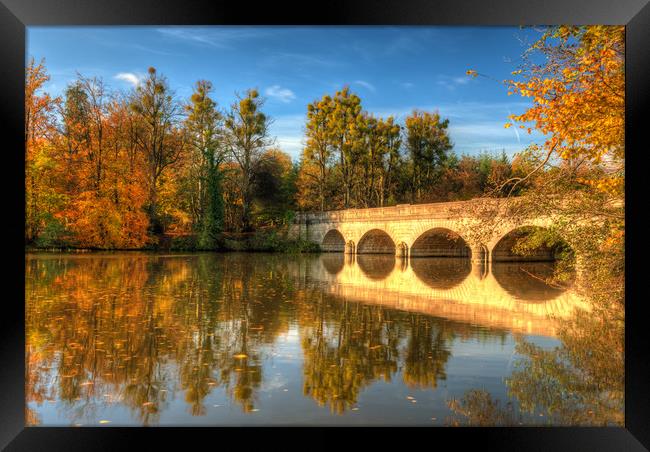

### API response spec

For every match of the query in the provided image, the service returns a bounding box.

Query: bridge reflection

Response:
[313,254,588,337]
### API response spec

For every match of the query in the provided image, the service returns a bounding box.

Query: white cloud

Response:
[354,80,376,92]
[436,74,473,91]
[265,85,296,103]
[275,136,304,158]
[507,108,521,144]
[156,27,270,49]
[270,114,306,159]
[114,72,142,87]
[261,52,336,69]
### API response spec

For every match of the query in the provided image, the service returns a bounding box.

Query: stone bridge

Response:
[290,198,568,264]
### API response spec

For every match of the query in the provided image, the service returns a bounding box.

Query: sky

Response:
[27,26,546,161]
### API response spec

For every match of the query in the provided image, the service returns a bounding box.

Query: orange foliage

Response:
[506,26,624,193]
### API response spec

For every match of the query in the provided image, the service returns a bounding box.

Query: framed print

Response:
[1,0,648,449]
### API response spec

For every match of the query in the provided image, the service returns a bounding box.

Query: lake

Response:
[25,252,592,426]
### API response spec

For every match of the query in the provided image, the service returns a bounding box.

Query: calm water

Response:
[26,252,586,426]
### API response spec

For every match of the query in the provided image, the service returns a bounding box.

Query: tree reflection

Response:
[26,253,518,424]
[297,289,506,413]
[298,292,401,413]
[402,315,452,389]
[25,253,293,424]
[505,303,624,425]
[447,296,624,426]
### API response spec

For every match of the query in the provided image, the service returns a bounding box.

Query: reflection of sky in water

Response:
[26,253,571,426]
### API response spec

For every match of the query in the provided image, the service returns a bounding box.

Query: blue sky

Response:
[27,26,545,161]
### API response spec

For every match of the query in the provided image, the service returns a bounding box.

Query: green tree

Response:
[327,87,364,208]
[303,96,334,211]
[404,110,452,202]
[358,115,402,207]
[223,89,272,231]
[184,80,225,248]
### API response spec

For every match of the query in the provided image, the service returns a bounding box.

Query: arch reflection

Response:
[321,253,345,275]
[410,257,471,290]
[357,254,396,280]
[492,262,568,302]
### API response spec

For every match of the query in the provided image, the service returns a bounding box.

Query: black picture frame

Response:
[1,0,648,450]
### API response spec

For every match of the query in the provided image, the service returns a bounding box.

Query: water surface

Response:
[26,252,587,426]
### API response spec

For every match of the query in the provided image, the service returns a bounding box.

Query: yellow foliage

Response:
[506,26,624,195]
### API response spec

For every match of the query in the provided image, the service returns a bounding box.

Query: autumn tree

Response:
[404,110,453,203]
[302,95,334,211]
[183,80,226,248]
[223,89,272,231]
[130,67,184,234]
[503,26,624,193]
[327,87,364,208]
[75,75,108,192]
[25,58,58,243]
[102,97,150,247]
[54,74,151,249]
[358,114,402,207]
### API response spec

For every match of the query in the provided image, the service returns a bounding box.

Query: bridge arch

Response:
[491,225,573,262]
[321,229,346,252]
[357,229,396,254]
[410,227,471,258]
